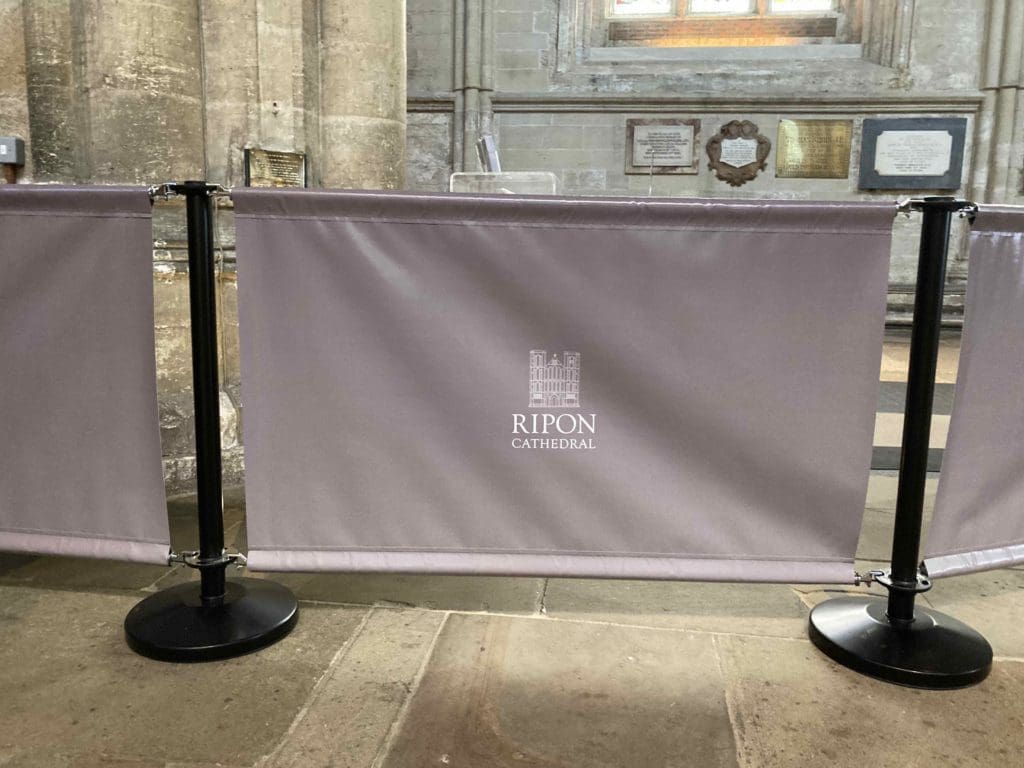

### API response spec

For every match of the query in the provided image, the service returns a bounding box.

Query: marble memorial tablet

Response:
[719,137,759,168]
[625,119,700,175]
[874,131,952,176]
[776,119,852,179]
[859,118,966,190]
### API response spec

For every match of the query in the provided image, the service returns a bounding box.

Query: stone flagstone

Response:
[265,607,447,768]
[381,613,740,768]
[0,587,366,767]
[543,578,808,639]
[717,633,1024,768]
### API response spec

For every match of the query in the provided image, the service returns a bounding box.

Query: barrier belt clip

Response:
[148,182,178,202]
[167,549,247,570]
[856,568,932,594]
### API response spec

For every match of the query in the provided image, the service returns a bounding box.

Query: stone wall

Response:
[0,0,406,495]
[407,0,1024,318]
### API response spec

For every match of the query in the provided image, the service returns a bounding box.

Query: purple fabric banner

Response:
[235,190,892,583]
[0,186,169,564]
[925,206,1024,578]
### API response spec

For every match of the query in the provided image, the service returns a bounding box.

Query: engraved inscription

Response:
[246,148,307,188]
[625,119,700,175]
[632,124,694,167]
[874,131,953,177]
[719,138,759,169]
[776,119,852,179]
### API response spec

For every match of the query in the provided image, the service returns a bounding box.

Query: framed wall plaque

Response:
[244,148,307,188]
[706,120,771,187]
[776,119,852,179]
[625,119,700,175]
[858,118,967,190]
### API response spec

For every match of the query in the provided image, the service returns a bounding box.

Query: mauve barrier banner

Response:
[0,187,169,563]
[925,206,1024,578]
[235,190,892,583]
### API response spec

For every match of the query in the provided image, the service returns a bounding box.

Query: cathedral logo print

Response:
[513,350,596,450]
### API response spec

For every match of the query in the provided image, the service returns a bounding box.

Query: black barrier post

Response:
[183,180,227,608]
[808,197,993,689]
[124,181,298,662]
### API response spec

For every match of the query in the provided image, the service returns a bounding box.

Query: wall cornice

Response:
[488,93,985,115]
[408,93,984,115]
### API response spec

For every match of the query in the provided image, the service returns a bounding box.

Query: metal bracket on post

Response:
[870,570,932,595]
[148,182,231,203]
[168,550,248,570]
[808,197,992,689]
[124,181,298,663]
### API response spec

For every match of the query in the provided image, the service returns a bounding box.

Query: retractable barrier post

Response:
[808,197,992,688]
[124,181,298,662]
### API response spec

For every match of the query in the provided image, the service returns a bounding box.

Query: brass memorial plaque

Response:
[775,119,852,179]
[244,148,307,187]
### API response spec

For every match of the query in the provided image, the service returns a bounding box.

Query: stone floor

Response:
[6,335,1023,767]
[2,471,1023,768]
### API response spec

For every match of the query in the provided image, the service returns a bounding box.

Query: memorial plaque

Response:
[719,137,759,168]
[858,118,967,190]
[625,119,700,175]
[244,148,307,188]
[776,119,852,179]
[706,120,771,187]
[874,131,952,176]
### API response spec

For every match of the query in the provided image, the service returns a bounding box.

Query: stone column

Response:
[452,0,495,173]
[319,0,406,189]
[0,0,31,181]
[984,0,1024,202]
[22,0,204,184]
[200,0,260,186]
[83,0,205,182]
[201,0,322,186]
[460,0,482,170]
[21,1,81,180]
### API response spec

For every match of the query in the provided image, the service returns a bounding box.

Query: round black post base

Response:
[808,596,992,689]
[124,577,299,662]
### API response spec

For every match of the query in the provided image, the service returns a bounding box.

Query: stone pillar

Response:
[460,0,482,170]
[452,0,494,173]
[0,0,31,181]
[21,1,81,180]
[202,0,320,186]
[22,0,204,184]
[319,0,406,188]
[83,0,205,182]
[984,0,1024,202]
[200,0,260,186]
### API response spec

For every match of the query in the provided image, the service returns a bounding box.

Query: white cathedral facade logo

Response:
[529,350,580,408]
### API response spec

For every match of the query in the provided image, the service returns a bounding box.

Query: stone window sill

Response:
[586,42,864,63]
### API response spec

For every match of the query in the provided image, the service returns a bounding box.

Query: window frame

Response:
[605,0,855,49]
[608,0,839,19]
[607,0,677,20]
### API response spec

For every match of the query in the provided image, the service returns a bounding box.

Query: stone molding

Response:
[481,93,983,114]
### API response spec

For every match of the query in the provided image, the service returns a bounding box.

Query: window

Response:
[607,0,857,48]
[769,0,835,12]
[609,0,674,16]
[689,0,755,14]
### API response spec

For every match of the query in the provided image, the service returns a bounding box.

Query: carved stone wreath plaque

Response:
[706,120,771,187]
